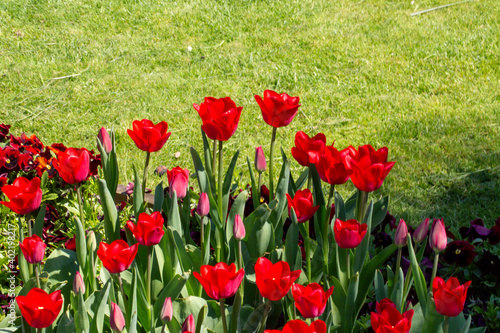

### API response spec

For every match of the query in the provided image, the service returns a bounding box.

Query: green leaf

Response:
[44,249,79,310]
[329,276,345,326]
[153,273,190,322]
[371,196,389,230]
[407,235,428,314]
[168,191,183,237]
[334,191,346,221]
[97,179,119,241]
[374,269,387,302]
[196,304,208,333]
[229,292,242,333]
[32,203,46,237]
[309,164,325,207]
[74,217,87,271]
[353,200,373,274]
[89,281,111,333]
[390,267,404,313]
[243,200,277,259]
[126,269,138,332]
[222,150,240,224]
[243,302,272,333]
[343,273,359,333]
[133,164,145,219]
[153,181,164,212]
[41,170,49,189]
[246,157,260,210]
[168,227,193,273]
[421,297,445,333]
[226,190,248,244]
[270,159,291,235]
[75,289,89,333]
[284,213,300,270]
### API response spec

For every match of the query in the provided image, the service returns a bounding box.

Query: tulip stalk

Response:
[322,185,335,279]
[394,247,403,287]
[76,185,85,230]
[212,139,217,177]
[431,253,439,289]
[355,190,368,224]
[34,263,41,289]
[142,151,151,200]
[117,274,127,303]
[305,222,312,282]
[147,247,152,305]
[257,171,263,199]
[443,316,449,333]
[216,141,225,262]
[220,298,228,333]
[269,127,277,200]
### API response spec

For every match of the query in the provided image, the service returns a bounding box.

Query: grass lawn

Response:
[1,0,499,229]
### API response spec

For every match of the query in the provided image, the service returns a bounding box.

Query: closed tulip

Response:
[110,302,126,332]
[167,166,190,199]
[394,219,408,248]
[127,211,165,246]
[316,146,352,185]
[286,189,319,223]
[193,262,244,300]
[97,240,138,274]
[371,298,413,333]
[193,97,243,142]
[161,297,173,323]
[127,119,171,153]
[182,314,195,333]
[52,147,90,184]
[73,271,85,295]
[97,127,112,154]
[254,90,300,128]
[292,283,334,318]
[413,218,430,244]
[334,219,367,249]
[255,146,267,172]
[264,319,327,333]
[432,277,471,317]
[291,131,327,167]
[429,218,447,252]
[16,288,63,329]
[233,214,246,240]
[0,176,42,215]
[19,234,46,264]
[255,257,301,301]
[196,192,210,217]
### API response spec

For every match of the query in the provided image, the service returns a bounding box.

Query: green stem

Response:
[37,328,42,333]
[142,151,151,200]
[257,300,272,333]
[307,166,312,190]
[257,171,263,199]
[217,141,224,220]
[305,222,311,282]
[212,139,217,177]
[269,127,277,200]
[220,298,228,333]
[34,264,40,288]
[76,185,85,231]
[25,216,33,277]
[431,252,439,289]
[347,250,351,281]
[395,247,402,287]
[147,246,152,304]
[322,185,335,278]
[160,323,166,333]
[355,190,369,223]
[201,216,205,264]
[117,274,127,303]
[443,316,449,333]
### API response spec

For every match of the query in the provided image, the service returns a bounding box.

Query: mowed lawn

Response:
[1,0,499,229]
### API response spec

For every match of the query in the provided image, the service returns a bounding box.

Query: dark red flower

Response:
[334,219,367,249]
[371,298,413,333]
[254,90,300,128]
[255,257,301,301]
[127,119,171,153]
[52,147,90,184]
[489,218,500,245]
[0,124,10,142]
[291,131,327,167]
[286,189,319,223]
[292,283,334,318]
[127,211,165,246]
[443,240,476,267]
[16,288,63,329]
[345,145,395,192]
[0,176,42,215]
[316,146,352,185]
[19,235,46,264]
[193,97,243,142]
[432,277,471,317]
[0,147,21,170]
[264,320,327,333]
[97,240,138,274]
[193,262,244,300]
[35,156,57,178]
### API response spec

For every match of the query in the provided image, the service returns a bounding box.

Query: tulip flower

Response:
[127,211,165,246]
[413,218,430,244]
[16,288,63,329]
[316,146,352,185]
[334,219,367,249]
[73,271,85,294]
[344,144,395,192]
[167,166,189,199]
[286,189,319,223]
[19,234,46,264]
[161,297,173,323]
[255,257,301,301]
[371,298,414,333]
[291,131,327,167]
[127,119,171,153]
[292,283,334,318]
[193,97,243,142]
[182,314,195,333]
[110,302,126,332]
[97,240,138,274]
[233,214,246,241]
[264,319,327,333]
[432,277,471,317]
[429,218,447,252]
[196,192,210,217]
[254,90,300,128]
[255,146,267,172]
[52,147,90,184]
[65,235,77,251]
[193,262,244,300]
[97,127,112,154]
[0,176,42,215]
[394,219,408,248]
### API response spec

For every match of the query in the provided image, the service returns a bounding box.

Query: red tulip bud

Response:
[413,218,430,244]
[167,166,189,199]
[394,219,408,248]
[196,192,210,217]
[161,297,173,323]
[233,214,246,240]
[430,218,447,252]
[73,271,85,295]
[110,302,126,332]
[182,314,195,333]
[19,235,46,264]
[254,146,267,172]
[97,127,112,154]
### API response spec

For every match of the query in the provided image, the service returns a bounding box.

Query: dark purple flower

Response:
[443,240,476,267]
[459,218,491,241]
[488,217,500,245]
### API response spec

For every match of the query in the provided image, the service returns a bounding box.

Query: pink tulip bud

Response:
[167,167,190,199]
[161,297,173,323]
[182,314,195,333]
[394,219,408,247]
[110,302,126,332]
[430,218,447,252]
[413,218,430,243]
[97,127,112,154]
[233,214,246,240]
[196,192,210,217]
[254,146,267,172]
[73,271,85,295]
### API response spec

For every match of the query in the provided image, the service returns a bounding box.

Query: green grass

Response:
[1,0,499,230]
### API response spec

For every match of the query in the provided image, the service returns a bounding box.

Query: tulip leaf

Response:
[374,269,387,302]
[171,296,208,329]
[153,181,164,212]
[285,212,300,271]
[270,159,291,239]
[309,163,325,207]
[201,129,216,192]
[153,272,189,322]
[407,235,428,314]
[191,146,211,195]
[343,273,359,333]
[246,156,260,210]
[222,149,240,224]
[75,288,89,333]
[353,199,373,274]
[16,219,29,284]
[408,302,425,333]
[107,130,119,197]
[126,269,138,333]
[229,292,242,333]
[168,191,183,238]
[158,225,177,284]
[133,164,145,219]
[44,249,79,310]
[89,280,111,333]
[196,304,208,333]
[168,227,193,274]
[390,267,405,313]
[243,200,276,259]
[334,191,346,221]
[56,310,75,333]
[243,301,272,333]
[344,191,358,220]
[371,195,389,230]
[73,216,87,271]
[97,179,120,241]
[294,168,309,192]
[421,296,445,333]
[33,203,46,237]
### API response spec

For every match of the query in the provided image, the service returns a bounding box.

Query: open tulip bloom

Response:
[292,283,334,318]
[371,298,413,333]
[432,276,471,317]
[16,288,63,329]
[127,119,171,153]
[97,240,138,274]
[193,262,244,300]
[255,258,301,301]
[0,176,42,215]
[254,90,300,128]
[291,131,327,167]
[264,319,327,333]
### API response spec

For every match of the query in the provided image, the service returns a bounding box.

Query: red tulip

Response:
[412,218,430,244]
[432,277,471,317]
[371,298,413,333]
[345,145,395,192]
[264,319,327,333]
[110,302,126,332]
[16,288,63,329]
[193,97,243,142]
[429,218,447,253]
[255,257,301,301]
[97,127,112,154]
[193,262,244,300]
[291,131,327,167]
[233,214,246,240]
[0,176,42,215]
[19,234,46,264]
[196,192,210,217]
[167,166,189,199]
[52,147,90,184]
[127,211,165,246]
[286,189,319,223]
[254,90,300,128]
[127,119,171,152]
[182,314,195,333]
[292,283,334,318]
[65,235,77,251]
[97,240,138,274]
[316,146,352,185]
[255,146,267,172]
[394,219,408,248]
[334,219,367,249]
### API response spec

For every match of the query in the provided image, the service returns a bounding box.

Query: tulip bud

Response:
[73,271,85,295]
[97,127,112,154]
[254,146,267,173]
[233,214,246,240]
[19,235,46,264]
[167,166,189,199]
[394,219,408,248]
[430,218,447,252]
[182,314,195,333]
[413,218,430,244]
[110,302,126,332]
[196,192,210,217]
[161,297,173,323]
[87,230,96,253]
